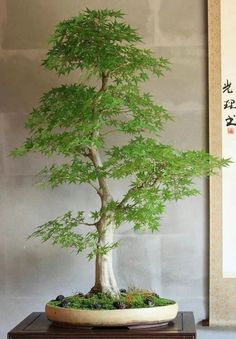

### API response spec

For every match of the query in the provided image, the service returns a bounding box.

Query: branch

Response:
[98,72,109,92]
[119,108,132,114]
[81,222,98,227]
[101,129,117,136]
[118,172,159,208]
[88,181,101,195]
[118,184,143,208]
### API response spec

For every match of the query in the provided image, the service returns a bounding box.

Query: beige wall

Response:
[1,1,232,338]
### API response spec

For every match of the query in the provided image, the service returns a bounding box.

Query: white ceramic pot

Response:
[46,302,178,327]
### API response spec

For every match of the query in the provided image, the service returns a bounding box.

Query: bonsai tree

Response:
[12,9,228,297]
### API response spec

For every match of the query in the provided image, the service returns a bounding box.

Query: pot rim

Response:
[46,302,177,313]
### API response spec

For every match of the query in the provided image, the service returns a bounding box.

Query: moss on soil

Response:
[48,288,175,310]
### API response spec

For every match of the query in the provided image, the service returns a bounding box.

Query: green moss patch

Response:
[48,289,175,310]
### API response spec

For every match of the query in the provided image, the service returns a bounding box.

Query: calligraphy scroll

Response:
[209,0,236,326]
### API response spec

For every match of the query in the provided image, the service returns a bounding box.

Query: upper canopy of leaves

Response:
[43,8,170,81]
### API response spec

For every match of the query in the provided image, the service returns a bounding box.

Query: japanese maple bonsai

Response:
[12,8,228,325]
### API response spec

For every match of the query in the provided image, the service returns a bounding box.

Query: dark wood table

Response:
[8,311,196,339]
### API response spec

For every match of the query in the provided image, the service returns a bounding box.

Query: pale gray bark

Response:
[92,220,119,295]
[86,73,119,295]
[88,146,119,295]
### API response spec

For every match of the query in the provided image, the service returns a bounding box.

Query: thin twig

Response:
[81,222,97,227]
[101,130,116,136]
[88,182,100,195]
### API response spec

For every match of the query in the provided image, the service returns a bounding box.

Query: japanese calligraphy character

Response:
[224,99,236,109]
[226,115,236,126]
[223,79,233,94]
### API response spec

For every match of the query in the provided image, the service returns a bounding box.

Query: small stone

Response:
[60,300,70,308]
[92,303,102,310]
[76,292,84,298]
[113,301,127,309]
[56,295,65,302]
[144,298,155,307]
[119,289,127,294]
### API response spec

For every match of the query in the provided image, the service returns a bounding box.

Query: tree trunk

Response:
[88,145,119,296]
[90,220,119,296]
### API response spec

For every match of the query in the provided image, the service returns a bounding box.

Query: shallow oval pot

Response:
[46,302,178,327]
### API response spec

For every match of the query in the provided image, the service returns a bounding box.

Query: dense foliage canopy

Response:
[12,9,229,260]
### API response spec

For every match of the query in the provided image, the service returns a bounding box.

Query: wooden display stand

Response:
[8,311,196,338]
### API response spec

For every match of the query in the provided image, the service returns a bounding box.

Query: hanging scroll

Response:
[209,0,236,326]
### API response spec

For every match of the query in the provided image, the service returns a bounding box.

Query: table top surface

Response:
[8,311,196,337]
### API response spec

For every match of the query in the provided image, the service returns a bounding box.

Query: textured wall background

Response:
[0,1,234,338]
